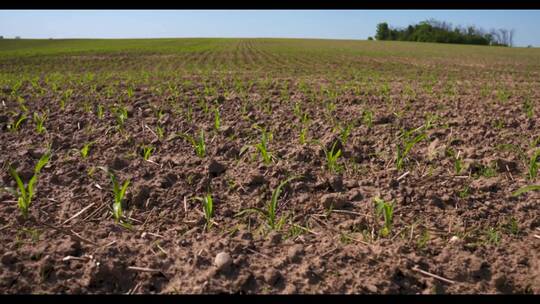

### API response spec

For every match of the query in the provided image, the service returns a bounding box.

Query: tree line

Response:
[373,19,514,47]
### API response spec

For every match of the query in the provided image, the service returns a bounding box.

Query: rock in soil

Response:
[214,252,233,272]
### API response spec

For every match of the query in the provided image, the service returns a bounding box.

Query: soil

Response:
[1,41,540,294]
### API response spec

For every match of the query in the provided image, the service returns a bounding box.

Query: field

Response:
[0,38,539,294]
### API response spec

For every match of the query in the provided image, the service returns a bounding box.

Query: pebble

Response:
[214,252,233,272]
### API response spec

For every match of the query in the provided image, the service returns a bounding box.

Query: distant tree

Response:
[367,36,373,40]
[375,23,390,40]
[375,20,513,47]
[0,36,3,39]
[15,36,21,39]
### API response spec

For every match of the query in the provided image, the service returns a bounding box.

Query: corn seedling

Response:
[362,109,373,128]
[374,197,394,237]
[180,130,206,158]
[80,142,94,159]
[323,141,343,173]
[96,104,104,119]
[156,125,164,140]
[114,105,128,128]
[485,227,501,245]
[528,150,540,180]
[141,145,155,161]
[512,184,540,197]
[213,107,221,131]
[396,129,426,171]
[9,113,27,132]
[523,98,534,119]
[339,123,353,146]
[109,172,130,224]
[194,193,214,230]
[8,152,51,218]
[255,127,273,165]
[237,176,299,231]
[33,112,46,134]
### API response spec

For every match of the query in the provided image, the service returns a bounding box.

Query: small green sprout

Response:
[141,145,155,161]
[33,112,46,134]
[213,107,221,131]
[10,113,27,132]
[396,128,426,171]
[194,193,214,230]
[80,142,94,159]
[8,152,51,218]
[114,105,128,128]
[512,185,540,197]
[109,172,130,224]
[237,176,299,231]
[96,104,104,119]
[323,141,343,173]
[374,197,394,237]
[528,150,540,180]
[255,127,273,165]
[180,130,206,158]
[362,110,373,129]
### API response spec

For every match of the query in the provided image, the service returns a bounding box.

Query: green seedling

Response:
[8,152,51,218]
[362,109,373,128]
[80,142,94,159]
[141,145,155,161]
[237,176,299,231]
[156,125,164,140]
[33,112,46,134]
[299,126,308,145]
[181,130,206,158]
[109,172,130,223]
[396,129,426,171]
[528,150,540,180]
[458,185,471,199]
[114,106,128,128]
[96,105,104,119]
[10,113,27,132]
[194,193,214,230]
[512,185,540,197]
[374,197,394,237]
[523,98,534,119]
[255,127,273,165]
[485,227,501,245]
[323,141,343,173]
[339,123,353,145]
[213,107,221,131]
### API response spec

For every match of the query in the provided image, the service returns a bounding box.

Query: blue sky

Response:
[1,10,539,47]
